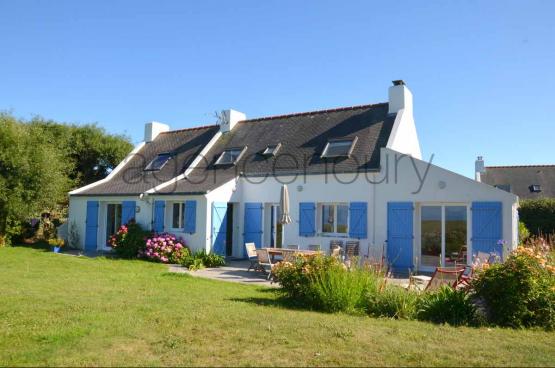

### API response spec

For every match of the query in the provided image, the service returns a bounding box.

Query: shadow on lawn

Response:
[228,290,310,311]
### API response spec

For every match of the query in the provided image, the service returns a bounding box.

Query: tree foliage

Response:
[519,198,555,236]
[0,113,132,245]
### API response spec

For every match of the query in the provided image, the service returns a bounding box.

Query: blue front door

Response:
[212,202,228,256]
[243,203,263,257]
[85,201,99,252]
[387,202,414,272]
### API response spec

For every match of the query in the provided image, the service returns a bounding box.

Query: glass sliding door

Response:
[419,204,468,270]
[421,206,442,268]
[445,206,467,267]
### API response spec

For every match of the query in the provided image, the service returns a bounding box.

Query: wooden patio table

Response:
[262,248,322,261]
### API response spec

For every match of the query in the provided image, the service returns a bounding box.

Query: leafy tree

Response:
[0,114,71,245]
[0,114,133,245]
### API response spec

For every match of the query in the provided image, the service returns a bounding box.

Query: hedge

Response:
[519,198,555,236]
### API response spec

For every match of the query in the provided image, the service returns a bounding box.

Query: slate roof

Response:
[481,165,555,200]
[158,103,395,195]
[75,125,220,195]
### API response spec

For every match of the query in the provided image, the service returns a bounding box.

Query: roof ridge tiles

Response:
[241,102,388,123]
[160,124,219,134]
[486,164,555,169]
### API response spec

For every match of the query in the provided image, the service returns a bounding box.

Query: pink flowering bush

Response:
[108,222,149,259]
[140,233,189,264]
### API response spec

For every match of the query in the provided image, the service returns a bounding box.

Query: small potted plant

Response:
[48,238,64,253]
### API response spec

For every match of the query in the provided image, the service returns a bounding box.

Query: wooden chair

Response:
[308,244,321,251]
[345,241,360,260]
[286,244,299,250]
[281,249,297,263]
[255,249,275,280]
[245,243,258,271]
[330,246,342,259]
[424,267,465,291]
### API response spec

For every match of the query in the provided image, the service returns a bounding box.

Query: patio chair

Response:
[245,243,258,271]
[281,249,297,263]
[329,240,344,257]
[286,244,299,250]
[424,266,465,291]
[256,248,275,280]
[345,241,360,260]
[330,246,342,259]
[308,244,321,251]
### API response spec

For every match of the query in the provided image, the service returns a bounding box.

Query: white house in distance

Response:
[68,81,518,272]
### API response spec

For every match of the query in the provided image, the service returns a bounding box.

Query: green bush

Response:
[181,249,225,270]
[108,222,150,259]
[366,285,419,320]
[309,264,378,313]
[519,198,555,236]
[519,221,530,243]
[471,245,555,329]
[417,286,479,326]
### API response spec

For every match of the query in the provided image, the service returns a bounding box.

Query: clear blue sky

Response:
[1,0,554,178]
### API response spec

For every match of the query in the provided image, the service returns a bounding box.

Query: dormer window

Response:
[529,184,542,193]
[215,147,246,166]
[144,153,171,171]
[262,143,281,157]
[321,137,357,158]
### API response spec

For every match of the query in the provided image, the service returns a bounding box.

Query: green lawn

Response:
[1,247,554,367]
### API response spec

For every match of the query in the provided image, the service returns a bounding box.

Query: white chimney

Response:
[388,80,413,114]
[475,156,485,181]
[219,109,246,133]
[144,121,169,143]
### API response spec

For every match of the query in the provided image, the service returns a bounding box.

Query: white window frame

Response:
[318,202,349,236]
[144,152,172,171]
[417,202,471,271]
[215,147,246,166]
[106,202,122,239]
[321,137,358,158]
[170,202,185,230]
[262,143,281,157]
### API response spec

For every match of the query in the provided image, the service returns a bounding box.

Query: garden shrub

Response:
[471,243,555,329]
[108,222,150,258]
[366,285,419,320]
[417,286,479,326]
[141,233,189,263]
[519,198,555,236]
[309,263,378,313]
[181,249,225,270]
[519,221,530,243]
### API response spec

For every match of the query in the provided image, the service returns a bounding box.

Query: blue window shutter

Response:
[85,201,99,252]
[184,200,197,233]
[387,202,414,272]
[153,200,165,233]
[349,202,368,239]
[472,201,503,257]
[299,202,316,237]
[211,202,228,256]
[244,203,263,254]
[121,201,136,225]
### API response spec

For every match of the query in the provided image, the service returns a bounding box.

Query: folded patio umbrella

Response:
[279,184,292,225]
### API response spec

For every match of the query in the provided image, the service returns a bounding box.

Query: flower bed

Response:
[140,233,189,264]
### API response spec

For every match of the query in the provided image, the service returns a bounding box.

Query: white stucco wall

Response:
[68,195,152,250]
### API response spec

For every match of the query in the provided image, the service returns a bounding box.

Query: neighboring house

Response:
[475,156,555,199]
[69,81,518,272]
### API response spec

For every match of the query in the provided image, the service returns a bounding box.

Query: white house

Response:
[68,81,519,272]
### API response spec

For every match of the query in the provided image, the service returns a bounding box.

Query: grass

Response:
[1,247,554,367]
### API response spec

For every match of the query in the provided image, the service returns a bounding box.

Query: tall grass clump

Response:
[417,286,479,326]
[366,285,419,320]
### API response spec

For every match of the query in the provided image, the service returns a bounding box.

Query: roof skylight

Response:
[262,143,281,157]
[529,184,542,193]
[215,147,245,166]
[321,137,357,158]
[144,153,172,171]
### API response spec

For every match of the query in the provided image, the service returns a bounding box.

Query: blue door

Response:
[85,201,99,252]
[153,201,165,233]
[472,202,503,257]
[244,203,263,256]
[212,202,228,256]
[387,202,414,272]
